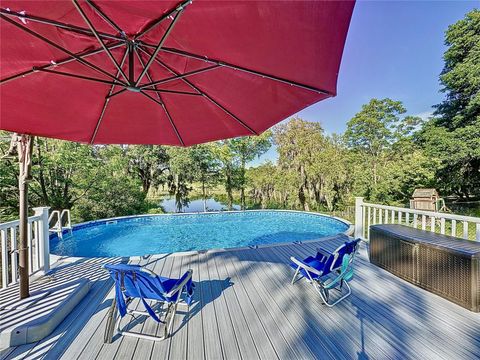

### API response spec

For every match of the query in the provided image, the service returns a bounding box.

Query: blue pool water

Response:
[50,211,349,257]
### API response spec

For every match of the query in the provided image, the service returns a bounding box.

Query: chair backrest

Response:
[323,238,361,273]
[104,263,167,300]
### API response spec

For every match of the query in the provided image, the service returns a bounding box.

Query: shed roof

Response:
[412,188,439,198]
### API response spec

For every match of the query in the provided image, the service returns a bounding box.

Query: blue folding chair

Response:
[290,238,360,307]
[103,263,194,342]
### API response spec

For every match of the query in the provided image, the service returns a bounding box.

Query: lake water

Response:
[160,197,241,213]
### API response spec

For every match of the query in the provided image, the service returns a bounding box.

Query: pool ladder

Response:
[48,209,72,239]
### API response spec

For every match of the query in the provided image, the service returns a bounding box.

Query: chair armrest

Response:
[316,247,330,259]
[165,269,193,298]
[290,256,322,276]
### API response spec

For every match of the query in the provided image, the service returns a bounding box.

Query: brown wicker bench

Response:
[369,224,480,312]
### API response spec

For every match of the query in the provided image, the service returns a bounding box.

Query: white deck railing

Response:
[0,207,50,289]
[354,197,480,241]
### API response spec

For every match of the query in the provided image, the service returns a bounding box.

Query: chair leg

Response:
[164,303,178,338]
[291,267,300,284]
[314,282,330,305]
[323,281,352,308]
[115,299,171,342]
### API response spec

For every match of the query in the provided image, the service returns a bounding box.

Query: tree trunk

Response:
[240,159,246,210]
[226,167,233,210]
[202,178,207,212]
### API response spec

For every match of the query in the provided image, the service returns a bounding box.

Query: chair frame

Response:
[104,268,193,343]
[290,241,360,307]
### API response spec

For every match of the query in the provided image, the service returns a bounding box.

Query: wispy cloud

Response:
[413,111,434,121]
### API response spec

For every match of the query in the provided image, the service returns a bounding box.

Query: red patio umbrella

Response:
[0,0,355,298]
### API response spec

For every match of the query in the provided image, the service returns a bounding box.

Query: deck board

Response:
[1,239,480,360]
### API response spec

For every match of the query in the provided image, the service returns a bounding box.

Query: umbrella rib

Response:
[139,65,221,89]
[85,0,123,35]
[140,91,185,146]
[135,10,183,87]
[0,8,121,41]
[72,0,129,84]
[106,88,127,99]
[90,48,129,144]
[141,89,202,96]
[134,48,185,146]
[0,42,124,85]
[137,46,257,135]
[137,46,201,94]
[0,14,127,85]
[134,0,192,41]
[142,45,333,96]
[33,68,125,86]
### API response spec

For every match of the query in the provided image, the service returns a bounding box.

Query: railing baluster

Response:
[398,211,402,225]
[379,208,383,224]
[422,215,426,230]
[476,224,480,242]
[413,213,417,228]
[1,230,8,288]
[391,210,395,224]
[367,206,371,240]
[27,222,33,273]
[440,218,445,235]
[462,221,468,239]
[430,216,436,232]
[362,205,366,239]
[406,212,410,226]
[451,220,457,237]
[373,208,377,225]
[10,227,18,284]
[36,220,41,271]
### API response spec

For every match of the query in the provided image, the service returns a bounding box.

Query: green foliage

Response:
[1,10,478,222]
[213,132,271,210]
[345,98,407,156]
[420,9,480,199]
[344,99,421,202]
[126,145,169,194]
[0,132,18,220]
[435,9,480,129]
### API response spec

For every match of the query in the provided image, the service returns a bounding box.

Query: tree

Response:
[127,145,169,194]
[73,146,147,221]
[212,141,240,210]
[420,9,480,198]
[166,147,196,212]
[31,138,100,211]
[434,9,480,130]
[344,98,422,200]
[225,132,272,209]
[0,132,19,220]
[247,162,277,208]
[274,118,325,210]
[190,144,220,211]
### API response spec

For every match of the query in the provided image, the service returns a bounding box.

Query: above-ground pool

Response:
[50,211,350,257]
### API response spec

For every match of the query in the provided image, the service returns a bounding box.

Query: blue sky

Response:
[251,0,479,166]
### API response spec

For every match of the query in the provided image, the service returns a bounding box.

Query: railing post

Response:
[33,207,50,274]
[355,197,364,240]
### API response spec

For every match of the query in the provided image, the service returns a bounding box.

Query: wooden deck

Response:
[1,238,479,360]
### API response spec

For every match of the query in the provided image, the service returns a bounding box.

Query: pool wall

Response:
[49,210,353,261]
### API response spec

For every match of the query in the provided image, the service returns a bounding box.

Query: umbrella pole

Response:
[17,134,34,299]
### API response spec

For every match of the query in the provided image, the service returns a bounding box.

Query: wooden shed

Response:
[410,188,441,211]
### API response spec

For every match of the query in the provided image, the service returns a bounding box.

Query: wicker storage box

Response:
[370,224,480,312]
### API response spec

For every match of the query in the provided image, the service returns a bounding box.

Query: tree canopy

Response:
[1,9,479,222]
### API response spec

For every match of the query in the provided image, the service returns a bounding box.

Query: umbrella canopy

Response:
[0,0,355,146]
